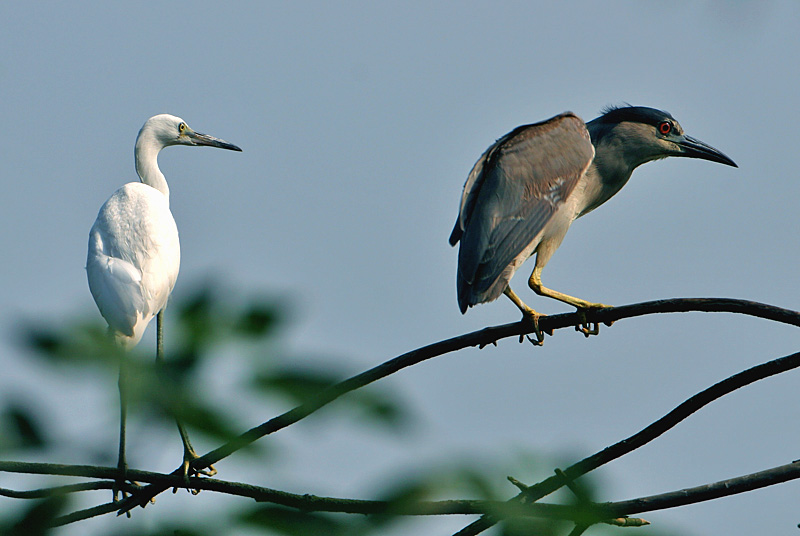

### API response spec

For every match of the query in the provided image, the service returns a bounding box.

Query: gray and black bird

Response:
[449,105,737,339]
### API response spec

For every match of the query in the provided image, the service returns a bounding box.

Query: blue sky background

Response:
[1,2,799,534]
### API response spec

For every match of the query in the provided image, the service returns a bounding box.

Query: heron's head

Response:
[139,114,242,152]
[589,106,737,169]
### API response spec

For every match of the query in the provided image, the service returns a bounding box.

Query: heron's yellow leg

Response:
[503,287,545,345]
[528,267,610,309]
[527,267,610,337]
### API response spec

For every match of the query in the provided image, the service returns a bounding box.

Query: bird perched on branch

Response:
[449,106,737,341]
[87,114,241,497]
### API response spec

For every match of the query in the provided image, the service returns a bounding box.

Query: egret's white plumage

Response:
[88,181,179,348]
[87,114,241,348]
[86,114,241,493]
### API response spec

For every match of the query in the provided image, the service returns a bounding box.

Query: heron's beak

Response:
[188,130,243,152]
[677,135,736,167]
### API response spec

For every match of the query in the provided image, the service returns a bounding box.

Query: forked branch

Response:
[454,348,800,535]
[114,298,799,515]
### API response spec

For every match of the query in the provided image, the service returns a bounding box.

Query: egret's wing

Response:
[453,113,594,311]
[86,183,179,344]
[87,253,147,337]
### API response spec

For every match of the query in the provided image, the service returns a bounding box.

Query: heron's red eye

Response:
[658,121,672,135]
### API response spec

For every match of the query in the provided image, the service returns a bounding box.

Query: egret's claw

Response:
[175,447,216,495]
[113,459,130,505]
[112,466,136,517]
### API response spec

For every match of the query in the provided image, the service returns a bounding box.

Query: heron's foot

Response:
[177,446,216,495]
[521,308,547,346]
[574,303,611,338]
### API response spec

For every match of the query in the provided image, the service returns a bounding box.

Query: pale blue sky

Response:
[1,2,799,534]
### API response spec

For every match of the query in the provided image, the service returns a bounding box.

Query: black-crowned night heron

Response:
[449,106,737,340]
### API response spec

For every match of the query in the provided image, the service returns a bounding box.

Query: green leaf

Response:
[234,301,280,338]
[176,285,219,347]
[5,496,68,536]
[252,368,410,429]
[253,369,340,404]
[238,506,366,536]
[0,405,47,451]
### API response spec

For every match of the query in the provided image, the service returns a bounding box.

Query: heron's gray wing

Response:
[454,112,594,312]
[449,143,495,246]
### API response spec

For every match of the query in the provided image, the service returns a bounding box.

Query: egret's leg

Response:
[115,351,128,502]
[503,287,545,345]
[527,267,609,335]
[155,311,216,490]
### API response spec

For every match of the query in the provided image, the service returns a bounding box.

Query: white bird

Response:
[87,114,241,496]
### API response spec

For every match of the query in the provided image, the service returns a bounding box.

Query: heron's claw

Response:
[574,304,611,337]
[575,321,600,337]
[521,310,546,346]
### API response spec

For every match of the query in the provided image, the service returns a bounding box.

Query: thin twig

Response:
[0,481,114,499]
[605,459,800,516]
[52,502,120,527]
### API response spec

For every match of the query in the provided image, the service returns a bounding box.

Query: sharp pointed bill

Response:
[677,135,737,167]
[187,130,243,152]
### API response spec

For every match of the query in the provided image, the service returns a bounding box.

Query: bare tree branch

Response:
[606,458,800,516]
[6,299,795,526]
[453,349,800,535]
[115,298,799,515]
[4,448,800,530]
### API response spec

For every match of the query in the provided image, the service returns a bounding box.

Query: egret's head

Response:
[590,106,736,169]
[138,114,242,152]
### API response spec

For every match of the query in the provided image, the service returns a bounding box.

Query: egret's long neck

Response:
[134,133,170,201]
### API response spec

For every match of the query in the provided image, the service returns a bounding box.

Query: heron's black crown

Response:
[597,105,674,127]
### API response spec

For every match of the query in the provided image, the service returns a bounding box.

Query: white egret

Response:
[87,114,241,497]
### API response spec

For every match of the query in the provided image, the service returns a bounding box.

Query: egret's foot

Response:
[113,479,129,505]
[112,462,136,517]
[177,446,216,495]
[113,458,128,501]
[574,304,611,338]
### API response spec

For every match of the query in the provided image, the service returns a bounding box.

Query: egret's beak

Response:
[188,130,242,152]
[677,135,736,167]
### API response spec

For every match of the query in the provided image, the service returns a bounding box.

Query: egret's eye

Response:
[658,121,672,135]
[179,122,187,133]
